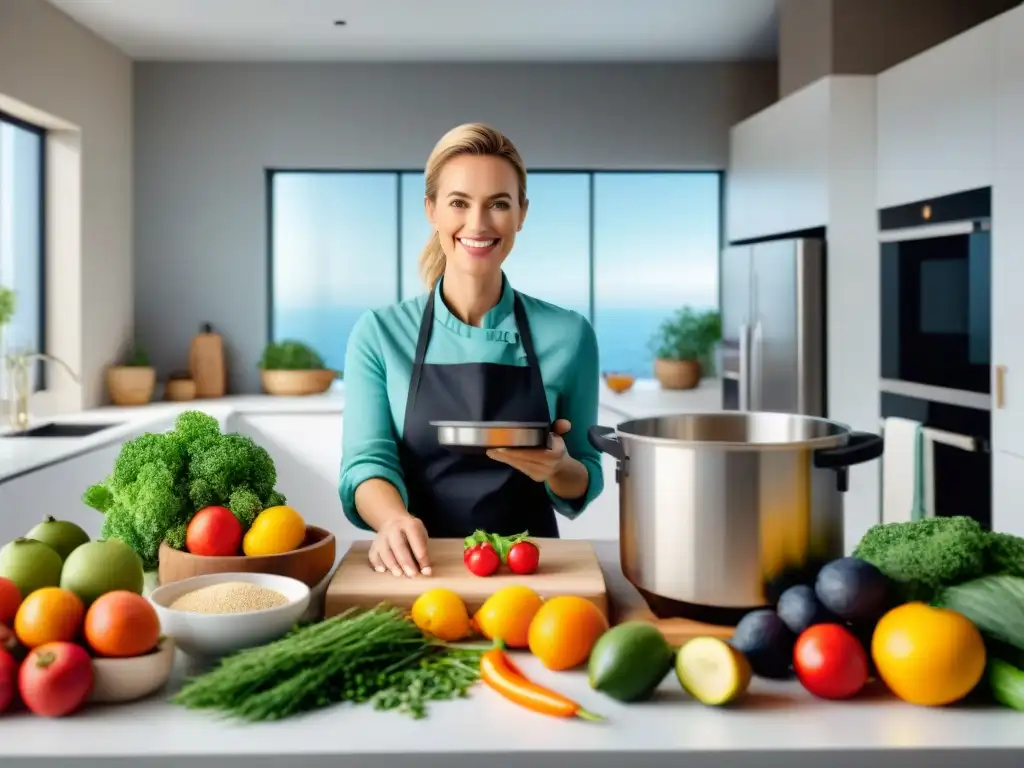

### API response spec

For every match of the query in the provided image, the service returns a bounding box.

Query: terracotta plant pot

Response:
[260,369,336,396]
[654,358,702,390]
[164,378,197,402]
[107,366,156,406]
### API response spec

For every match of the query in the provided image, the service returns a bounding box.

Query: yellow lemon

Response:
[242,505,306,556]
[473,585,543,649]
[411,588,471,642]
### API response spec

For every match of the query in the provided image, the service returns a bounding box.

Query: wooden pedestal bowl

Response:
[157,525,336,589]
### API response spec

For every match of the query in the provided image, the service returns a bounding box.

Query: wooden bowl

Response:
[157,525,336,589]
[88,637,176,704]
[260,369,337,396]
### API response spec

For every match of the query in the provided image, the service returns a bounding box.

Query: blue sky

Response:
[271,170,721,375]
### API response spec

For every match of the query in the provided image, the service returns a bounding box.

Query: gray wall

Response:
[134,61,776,393]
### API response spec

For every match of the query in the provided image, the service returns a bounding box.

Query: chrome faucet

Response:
[4,352,80,431]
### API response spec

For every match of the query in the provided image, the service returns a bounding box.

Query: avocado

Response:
[776,584,836,635]
[815,557,891,622]
[676,636,752,706]
[729,609,795,680]
[588,621,675,702]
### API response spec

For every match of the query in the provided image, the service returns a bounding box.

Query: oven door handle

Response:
[920,426,988,519]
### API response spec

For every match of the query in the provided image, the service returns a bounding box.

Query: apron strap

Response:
[405,286,544,423]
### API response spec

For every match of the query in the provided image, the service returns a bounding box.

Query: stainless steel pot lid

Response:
[612,411,852,451]
[431,421,551,449]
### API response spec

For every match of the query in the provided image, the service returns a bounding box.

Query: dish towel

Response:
[881,417,926,525]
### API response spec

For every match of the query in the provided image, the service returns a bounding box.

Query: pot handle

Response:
[813,431,884,469]
[588,425,625,460]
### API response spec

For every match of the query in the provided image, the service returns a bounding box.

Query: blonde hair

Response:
[419,123,528,289]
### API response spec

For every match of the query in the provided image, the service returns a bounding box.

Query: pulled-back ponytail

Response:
[419,122,527,291]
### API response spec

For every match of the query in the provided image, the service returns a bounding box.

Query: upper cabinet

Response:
[726,78,831,242]
[992,5,1024,463]
[876,19,998,208]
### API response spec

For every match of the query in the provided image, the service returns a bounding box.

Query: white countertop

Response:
[0,380,721,484]
[0,540,1020,767]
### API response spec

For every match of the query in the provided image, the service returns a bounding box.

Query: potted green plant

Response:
[258,340,339,396]
[648,307,722,390]
[107,344,156,405]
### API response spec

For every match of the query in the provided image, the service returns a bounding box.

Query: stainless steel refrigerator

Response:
[720,237,826,416]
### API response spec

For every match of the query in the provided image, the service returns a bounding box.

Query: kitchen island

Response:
[0,541,1021,768]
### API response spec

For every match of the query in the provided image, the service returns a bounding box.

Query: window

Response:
[0,113,46,394]
[268,170,721,378]
[593,172,721,376]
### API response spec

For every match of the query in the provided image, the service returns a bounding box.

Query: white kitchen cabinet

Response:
[992,5,1024,465]
[993,451,1024,536]
[556,406,623,542]
[233,413,352,540]
[726,78,831,242]
[0,445,121,545]
[875,17,998,208]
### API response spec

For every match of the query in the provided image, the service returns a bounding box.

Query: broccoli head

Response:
[172,410,222,460]
[187,433,278,511]
[985,531,1024,578]
[852,516,988,602]
[108,432,187,492]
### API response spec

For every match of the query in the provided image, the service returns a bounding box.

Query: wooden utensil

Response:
[325,538,608,618]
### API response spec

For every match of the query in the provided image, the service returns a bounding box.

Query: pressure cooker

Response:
[588,411,883,620]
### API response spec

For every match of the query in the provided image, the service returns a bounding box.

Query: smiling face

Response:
[425,154,528,282]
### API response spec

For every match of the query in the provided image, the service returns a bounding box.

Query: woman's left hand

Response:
[486,419,571,482]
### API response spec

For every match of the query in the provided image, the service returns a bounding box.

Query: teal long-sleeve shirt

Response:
[339,275,604,531]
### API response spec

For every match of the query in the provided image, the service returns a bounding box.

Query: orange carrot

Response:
[480,648,603,721]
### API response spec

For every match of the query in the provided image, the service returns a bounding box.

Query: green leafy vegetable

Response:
[937,574,1024,651]
[81,410,286,570]
[259,340,330,371]
[172,605,484,721]
[852,516,989,602]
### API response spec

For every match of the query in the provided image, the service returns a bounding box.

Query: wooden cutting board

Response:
[325,538,608,619]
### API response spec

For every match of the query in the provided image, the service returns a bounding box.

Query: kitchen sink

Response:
[2,422,124,438]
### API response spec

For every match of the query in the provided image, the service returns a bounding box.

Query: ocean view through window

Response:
[268,170,721,378]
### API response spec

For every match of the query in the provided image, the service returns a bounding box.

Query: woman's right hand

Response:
[368,514,432,578]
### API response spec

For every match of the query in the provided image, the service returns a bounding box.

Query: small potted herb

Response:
[258,340,339,396]
[107,344,156,405]
[648,307,722,390]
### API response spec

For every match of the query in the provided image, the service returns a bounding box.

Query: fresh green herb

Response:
[259,340,330,371]
[0,286,15,327]
[81,410,286,569]
[122,345,151,367]
[172,605,485,721]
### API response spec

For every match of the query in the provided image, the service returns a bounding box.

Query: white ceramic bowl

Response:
[149,572,311,658]
[88,637,176,704]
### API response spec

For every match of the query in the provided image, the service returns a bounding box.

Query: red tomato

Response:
[0,578,21,626]
[0,647,17,714]
[465,546,500,577]
[793,623,869,700]
[186,506,243,556]
[19,641,93,717]
[506,541,539,575]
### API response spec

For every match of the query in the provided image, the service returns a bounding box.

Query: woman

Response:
[339,123,604,578]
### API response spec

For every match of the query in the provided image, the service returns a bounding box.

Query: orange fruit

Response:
[528,595,609,670]
[84,591,161,658]
[871,601,986,707]
[473,586,544,649]
[0,577,22,625]
[410,588,471,642]
[14,587,85,648]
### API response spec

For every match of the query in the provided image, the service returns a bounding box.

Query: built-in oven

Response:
[880,391,990,529]
[879,188,991,411]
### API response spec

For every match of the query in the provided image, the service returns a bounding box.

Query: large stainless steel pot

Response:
[588,412,883,617]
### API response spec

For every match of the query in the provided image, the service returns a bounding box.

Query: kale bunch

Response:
[852,515,1024,603]
[82,411,286,570]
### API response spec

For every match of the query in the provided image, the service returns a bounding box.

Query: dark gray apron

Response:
[398,288,560,539]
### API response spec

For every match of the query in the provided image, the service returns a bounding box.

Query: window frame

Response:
[0,109,48,393]
[265,168,725,350]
